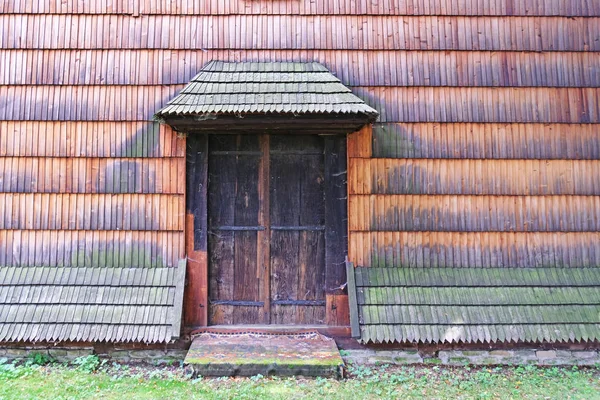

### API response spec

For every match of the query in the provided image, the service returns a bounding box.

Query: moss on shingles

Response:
[69,245,165,268]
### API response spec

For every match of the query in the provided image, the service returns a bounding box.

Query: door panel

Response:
[270,135,326,324]
[208,230,234,324]
[270,230,325,324]
[208,135,263,325]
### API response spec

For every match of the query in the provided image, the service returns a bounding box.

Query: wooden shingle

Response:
[155,61,378,120]
[0,263,186,343]
[353,266,600,344]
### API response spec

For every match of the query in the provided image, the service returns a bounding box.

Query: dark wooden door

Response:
[207,134,346,325]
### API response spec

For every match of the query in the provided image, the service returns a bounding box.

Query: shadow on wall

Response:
[0,112,181,267]
[363,230,600,269]
[372,124,420,158]
[371,123,600,160]
[2,231,178,268]
[100,160,158,193]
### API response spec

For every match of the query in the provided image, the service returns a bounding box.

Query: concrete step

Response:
[184,329,344,378]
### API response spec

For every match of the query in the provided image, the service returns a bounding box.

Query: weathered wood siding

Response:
[3,1,598,15]
[2,1,598,329]
[0,109,185,267]
[0,120,185,267]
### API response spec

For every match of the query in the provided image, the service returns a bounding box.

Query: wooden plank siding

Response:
[0,193,184,230]
[0,122,185,158]
[2,86,600,123]
[2,0,599,15]
[349,231,600,268]
[2,0,599,16]
[2,16,599,52]
[2,0,599,337]
[371,123,600,159]
[348,128,600,268]
[343,2,600,275]
[349,195,600,232]
[0,121,186,268]
[3,50,600,88]
[0,230,183,267]
[348,159,600,195]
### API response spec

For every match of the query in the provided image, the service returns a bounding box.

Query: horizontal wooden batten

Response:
[2,15,598,51]
[0,121,185,158]
[348,159,600,195]
[372,123,600,159]
[0,230,184,268]
[0,157,185,194]
[0,193,184,231]
[164,114,371,135]
[2,0,598,16]
[349,195,600,232]
[2,86,599,123]
[3,50,600,88]
[349,231,600,268]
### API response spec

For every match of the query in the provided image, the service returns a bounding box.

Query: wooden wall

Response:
[2,1,598,326]
[349,122,600,267]
[0,112,185,266]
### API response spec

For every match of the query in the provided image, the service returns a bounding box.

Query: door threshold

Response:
[190,325,351,338]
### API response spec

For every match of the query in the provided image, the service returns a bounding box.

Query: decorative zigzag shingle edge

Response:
[348,266,600,344]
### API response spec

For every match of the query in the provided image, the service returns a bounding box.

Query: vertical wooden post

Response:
[324,135,349,326]
[345,259,361,338]
[257,134,271,323]
[184,134,208,327]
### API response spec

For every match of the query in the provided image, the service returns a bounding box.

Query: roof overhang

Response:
[154,61,378,135]
[158,113,375,135]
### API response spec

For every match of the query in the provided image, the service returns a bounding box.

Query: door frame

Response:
[183,132,349,329]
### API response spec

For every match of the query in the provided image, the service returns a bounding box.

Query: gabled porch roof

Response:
[155,61,378,134]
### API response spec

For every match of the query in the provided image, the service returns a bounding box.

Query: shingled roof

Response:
[156,61,378,117]
[154,61,378,134]
[347,264,600,344]
[0,263,186,343]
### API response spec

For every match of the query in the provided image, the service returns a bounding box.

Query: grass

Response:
[0,357,599,400]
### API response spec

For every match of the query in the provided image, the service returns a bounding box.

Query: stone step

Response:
[184,329,344,378]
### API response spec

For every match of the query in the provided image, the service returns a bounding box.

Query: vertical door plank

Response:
[256,134,271,323]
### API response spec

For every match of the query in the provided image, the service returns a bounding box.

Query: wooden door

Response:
[207,134,347,325]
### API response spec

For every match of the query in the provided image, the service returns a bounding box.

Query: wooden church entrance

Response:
[206,133,346,326]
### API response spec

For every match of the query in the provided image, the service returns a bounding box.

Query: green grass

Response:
[0,358,599,400]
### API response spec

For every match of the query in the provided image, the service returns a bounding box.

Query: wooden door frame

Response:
[183,133,350,329]
[184,134,209,327]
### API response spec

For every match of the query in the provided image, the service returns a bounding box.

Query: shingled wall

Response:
[0,3,187,343]
[1,0,599,344]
